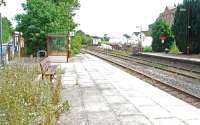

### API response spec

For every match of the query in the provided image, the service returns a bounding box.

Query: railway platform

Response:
[59,53,200,125]
[141,52,200,64]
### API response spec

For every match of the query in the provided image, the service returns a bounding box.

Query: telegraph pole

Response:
[66,32,70,63]
[187,1,192,55]
[180,0,192,55]
[66,6,70,63]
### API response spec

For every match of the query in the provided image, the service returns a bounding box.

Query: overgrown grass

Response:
[169,42,180,54]
[143,46,153,53]
[0,64,69,125]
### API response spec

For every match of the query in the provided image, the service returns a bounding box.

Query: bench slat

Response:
[39,58,58,82]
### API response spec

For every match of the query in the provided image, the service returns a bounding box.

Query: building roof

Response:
[92,36,102,39]
[46,33,67,38]
[159,5,176,19]
[166,6,176,10]
[133,32,140,36]
[142,31,151,36]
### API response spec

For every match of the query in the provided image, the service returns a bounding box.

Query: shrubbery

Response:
[151,20,174,52]
[0,64,69,124]
[169,42,180,54]
[172,0,200,54]
[71,30,93,55]
[143,46,153,53]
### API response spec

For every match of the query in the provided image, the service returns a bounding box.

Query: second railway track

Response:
[89,48,200,80]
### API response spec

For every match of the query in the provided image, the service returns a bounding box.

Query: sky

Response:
[75,0,183,37]
[0,0,183,37]
[0,0,25,26]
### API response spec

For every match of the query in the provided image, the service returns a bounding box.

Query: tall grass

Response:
[143,46,153,53]
[0,64,69,125]
[169,41,180,54]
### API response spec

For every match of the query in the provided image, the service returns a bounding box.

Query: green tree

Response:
[85,34,93,45]
[0,0,6,6]
[151,19,174,52]
[2,17,12,43]
[172,0,200,54]
[71,30,93,55]
[103,34,110,41]
[71,31,82,55]
[123,34,130,39]
[123,33,130,43]
[73,30,92,45]
[15,0,79,55]
[81,34,92,46]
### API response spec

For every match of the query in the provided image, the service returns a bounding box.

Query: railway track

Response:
[89,48,200,80]
[81,49,200,108]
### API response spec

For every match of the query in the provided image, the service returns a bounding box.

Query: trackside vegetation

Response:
[0,64,69,124]
[150,20,174,52]
[172,0,200,54]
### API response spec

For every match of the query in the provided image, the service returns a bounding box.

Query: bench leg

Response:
[50,74,54,82]
[42,74,44,80]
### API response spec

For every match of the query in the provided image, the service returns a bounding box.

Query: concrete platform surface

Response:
[59,53,200,125]
[141,53,200,63]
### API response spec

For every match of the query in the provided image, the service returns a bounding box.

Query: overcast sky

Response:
[0,0,183,37]
[0,0,25,26]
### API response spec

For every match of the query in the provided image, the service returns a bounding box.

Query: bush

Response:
[143,46,153,52]
[70,31,84,55]
[71,36,82,55]
[172,0,200,54]
[101,41,109,45]
[0,64,69,124]
[151,20,174,52]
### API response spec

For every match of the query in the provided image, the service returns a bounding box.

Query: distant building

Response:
[132,31,152,47]
[159,5,176,26]
[92,36,102,45]
[109,37,124,44]
[148,5,176,39]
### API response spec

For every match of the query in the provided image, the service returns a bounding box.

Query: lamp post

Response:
[64,1,78,63]
[66,2,71,63]
[180,0,192,55]
[66,32,70,63]
[66,31,74,63]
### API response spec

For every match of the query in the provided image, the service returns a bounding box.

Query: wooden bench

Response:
[39,58,58,82]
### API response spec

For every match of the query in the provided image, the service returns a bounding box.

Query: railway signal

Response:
[160,35,167,51]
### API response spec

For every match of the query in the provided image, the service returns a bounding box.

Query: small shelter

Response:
[46,33,67,56]
[45,33,70,63]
